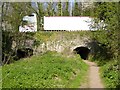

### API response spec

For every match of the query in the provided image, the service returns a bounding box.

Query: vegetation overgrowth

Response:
[1,2,119,88]
[90,2,119,88]
[2,51,88,88]
[34,31,93,42]
[100,60,119,88]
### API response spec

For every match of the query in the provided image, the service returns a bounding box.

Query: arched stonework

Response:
[73,47,90,60]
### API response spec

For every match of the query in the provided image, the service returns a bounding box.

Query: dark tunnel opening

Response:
[73,47,90,60]
[16,48,33,60]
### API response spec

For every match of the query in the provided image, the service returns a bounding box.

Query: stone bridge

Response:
[34,32,99,59]
[12,32,99,60]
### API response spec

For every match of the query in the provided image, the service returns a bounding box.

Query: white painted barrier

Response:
[19,13,37,32]
[44,16,97,31]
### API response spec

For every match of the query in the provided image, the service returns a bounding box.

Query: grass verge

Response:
[100,60,119,88]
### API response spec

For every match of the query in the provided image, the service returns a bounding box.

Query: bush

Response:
[100,60,119,88]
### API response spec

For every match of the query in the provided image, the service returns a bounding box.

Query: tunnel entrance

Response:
[16,48,33,60]
[73,47,90,60]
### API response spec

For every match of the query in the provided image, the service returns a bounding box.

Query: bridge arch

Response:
[73,46,90,60]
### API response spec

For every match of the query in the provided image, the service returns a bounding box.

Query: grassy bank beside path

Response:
[2,51,88,88]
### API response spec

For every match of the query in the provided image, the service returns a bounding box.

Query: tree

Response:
[93,2,119,59]
[57,1,63,16]
[2,2,35,64]
[73,2,81,16]
[63,2,69,16]
[37,2,44,30]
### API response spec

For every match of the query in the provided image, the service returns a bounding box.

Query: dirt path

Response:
[80,60,104,88]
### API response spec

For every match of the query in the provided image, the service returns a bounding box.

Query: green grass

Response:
[2,51,88,88]
[34,31,93,42]
[100,60,119,88]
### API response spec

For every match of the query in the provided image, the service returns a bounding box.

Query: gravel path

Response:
[80,60,104,88]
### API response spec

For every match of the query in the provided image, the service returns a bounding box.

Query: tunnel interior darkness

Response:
[73,47,90,60]
[16,48,33,60]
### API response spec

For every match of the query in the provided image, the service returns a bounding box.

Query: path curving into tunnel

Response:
[73,47,90,60]
[73,47,104,88]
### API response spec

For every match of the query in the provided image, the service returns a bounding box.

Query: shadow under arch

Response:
[73,46,90,60]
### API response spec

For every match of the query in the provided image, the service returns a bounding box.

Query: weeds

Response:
[2,51,88,88]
